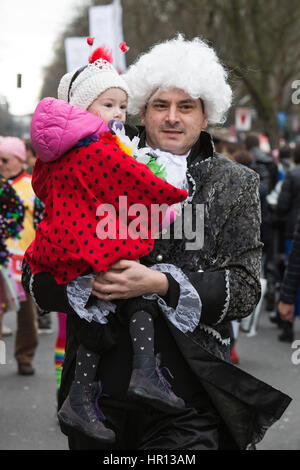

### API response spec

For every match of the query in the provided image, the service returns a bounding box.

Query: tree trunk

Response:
[259,111,280,151]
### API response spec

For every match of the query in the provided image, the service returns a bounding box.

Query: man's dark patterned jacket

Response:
[22,129,291,449]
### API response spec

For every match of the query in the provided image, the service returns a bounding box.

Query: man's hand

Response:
[278,301,295,323]
[91,259,169,301]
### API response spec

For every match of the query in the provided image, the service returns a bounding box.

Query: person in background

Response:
[24,139,36,175]
[55,312,67,389]
[244,133,278,313]
[277,143,300,341]
[0,136,43,375]
[231,149,254,168]
[278,215,300,332]
[266,144,292,328]
[229,149,262,362]
[0,175,25,341]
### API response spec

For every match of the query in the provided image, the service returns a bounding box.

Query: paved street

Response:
[0,307,299,451]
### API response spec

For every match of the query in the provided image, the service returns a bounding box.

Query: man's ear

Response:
[202,114,208,130]
[140,106,146,125]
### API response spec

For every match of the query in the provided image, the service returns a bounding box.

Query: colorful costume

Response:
[0,175,24,314]
[25,128,187,285]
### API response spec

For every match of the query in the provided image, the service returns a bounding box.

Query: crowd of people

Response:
[0,34,298,450]
[213,130,300,360]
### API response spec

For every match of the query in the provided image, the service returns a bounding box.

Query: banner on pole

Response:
[65,37,89,73]
[235,108,252,131]
[89,0,126,73]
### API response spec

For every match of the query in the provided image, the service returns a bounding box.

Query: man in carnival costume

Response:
[22,35,291,449]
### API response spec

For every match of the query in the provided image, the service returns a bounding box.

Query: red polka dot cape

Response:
[24,132,188,284]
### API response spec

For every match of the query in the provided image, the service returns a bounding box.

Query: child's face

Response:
[87,88,127,124]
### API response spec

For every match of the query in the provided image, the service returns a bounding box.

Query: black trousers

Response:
[66,398,220,450]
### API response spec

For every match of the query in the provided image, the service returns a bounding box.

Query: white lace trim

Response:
[66,273,116,324]
[66,263,202,331]
[143,263,202,333]
[183,171,196,205]
[214,269,230,326]
[198,323,231,346]
[193,156,214,166]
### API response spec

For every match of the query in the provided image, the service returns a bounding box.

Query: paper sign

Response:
[235,108,252,131]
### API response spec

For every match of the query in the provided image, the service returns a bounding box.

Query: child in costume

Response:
[24,42,188,443]
[0,175,24,318]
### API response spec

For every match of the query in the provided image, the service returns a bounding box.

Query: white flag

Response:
[65,37,89,73]
[89,0,127,73]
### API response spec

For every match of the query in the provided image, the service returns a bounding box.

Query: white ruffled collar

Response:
[146,143,190,189]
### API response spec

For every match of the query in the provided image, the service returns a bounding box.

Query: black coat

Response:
[22,129,291,450]
[277,164,300,239]
[280,216,300,304]
[250,147,278,195]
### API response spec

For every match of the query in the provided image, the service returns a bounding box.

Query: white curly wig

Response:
[124,35,232,124]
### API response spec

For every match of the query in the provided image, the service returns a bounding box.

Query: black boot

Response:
[57,381,115,443]
[278,321,294,343]
[269,310,284,328]
[127,354,185,413]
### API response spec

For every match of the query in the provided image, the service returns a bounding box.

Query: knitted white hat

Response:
[58,47,130,110]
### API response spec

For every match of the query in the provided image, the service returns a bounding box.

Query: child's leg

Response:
[126,303,185,413]
[73,344,100,385]
[57,320,116,443]
[129,310,155,357]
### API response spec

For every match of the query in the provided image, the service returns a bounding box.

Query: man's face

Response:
[0,153,23,179]
[140,88,208,155]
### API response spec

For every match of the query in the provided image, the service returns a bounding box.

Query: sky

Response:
[0,0,89,116]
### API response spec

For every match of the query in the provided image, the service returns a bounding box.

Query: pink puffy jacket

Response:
[30,97,109,162]
[31,97,176,229]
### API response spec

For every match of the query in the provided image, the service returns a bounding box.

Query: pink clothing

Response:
[31,97,109,163]
[0,137,26,162]
[30,97,178,239]
[15,281,27,303]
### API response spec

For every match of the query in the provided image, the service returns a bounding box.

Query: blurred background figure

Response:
[0,136,43,375]
[231,149,254,167]
[244,133,278,313]
[212,131,243,160]
[54,312,67,390]
[276,143,300,342]
[266,144,293,328]
[278,144,292,177]
[24,139,36,175]
[229,149,267,360]
[278,215,300,338]
[0,175,25,342]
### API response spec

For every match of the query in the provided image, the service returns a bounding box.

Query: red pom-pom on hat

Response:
[89,46,113,64]
[119,41,129,53]
[87,37,95,46]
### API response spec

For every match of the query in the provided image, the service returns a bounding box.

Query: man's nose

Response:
[166,105,179,124]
